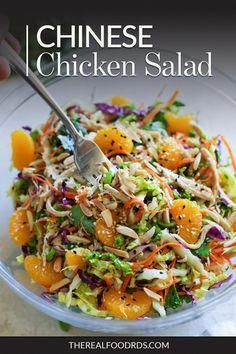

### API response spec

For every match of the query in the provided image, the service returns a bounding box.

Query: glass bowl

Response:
[0,49,236,335]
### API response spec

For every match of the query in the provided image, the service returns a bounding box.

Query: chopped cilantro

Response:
[58,321,70,332]
[192,240,211,258]
[172,100,185,107]
[13,178,29,195]
[157,220,176,229]
[189,130,196,137]
[143,111,167,131]
[165,285,183,309]
[115,234,125,247]
[71,205,95,236]
[30,130,40,141]
[46,248,57,262]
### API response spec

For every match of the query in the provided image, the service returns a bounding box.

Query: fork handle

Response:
[0,39,80,141]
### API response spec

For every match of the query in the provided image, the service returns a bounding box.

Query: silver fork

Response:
[0,39,116,185]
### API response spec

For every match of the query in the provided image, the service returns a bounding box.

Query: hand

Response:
[0,13,20,80]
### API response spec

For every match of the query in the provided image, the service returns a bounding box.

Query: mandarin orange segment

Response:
[95,217,117,247]
[103,288,152,319]
[11,130,35,170]
[24,255,64,288]
[94,210,126,247]
[111,96,131,107]
[170,199,202,244]
[165,112,193,134]
[94,126,133,156]
[9,209,31,246]
[158,137,185,170]
[65,251,86,270]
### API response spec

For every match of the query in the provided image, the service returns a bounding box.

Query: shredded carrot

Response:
[36,216,56,223]
[40,128,56,138]
[67,226,79,232]
[121,274,132,292]
[177,291,186,296]
[104,274,113,288]
[163,287,170,301]
[165,183,174,200]
[174,157,194,169]
[42,120,52,133]
[124,198,145,222]
[194,166,208,181]
[65,191,77,199]
[220,135,236,174]
[139,90,179,127]
[232,222,236,232]
[169,258,176,269]
[210,253,224,265]
[25,173,59,194]
[22,195,34,207]
[200,209,208,216]
[204,140,211,150]
[24,173,77,199]
[133,242,181,269]
[149,274,174,293]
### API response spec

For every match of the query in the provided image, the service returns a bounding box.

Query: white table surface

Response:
[0,24,236,336]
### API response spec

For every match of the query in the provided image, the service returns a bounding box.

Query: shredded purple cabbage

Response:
[66,104,81,113]
[207,226,226,240]
[32,183,38,194]
[41,292,57,303]
[17,172,30,181]
[78,270,106,289]
[48,234,58,244]
[97,289,105,307]
[22,125,32,132]
[58,196,73,206]
[61,181,67,194]
[217,137,222,156]
[21,245,30,258]
[95,103,147,117]
[210,274,233,289]
[181,286,196,304]
[52,245,66,254]
[129,243,156,261]
[57,227,71,243]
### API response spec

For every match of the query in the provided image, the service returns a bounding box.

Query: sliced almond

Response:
[116,225,139,239]
[80,203,93,217]
[63,155,74,166]
[140,226,156,243]
[104,246,129,259]
[105,201,118,210]
[53,257,62,273]
[49,278,71,292]
[104,184,129,203]
[67,235,91,245]
[92,198,106,211]
[26,210,34,231]
[144,287,162,301]
[101,209,113,227]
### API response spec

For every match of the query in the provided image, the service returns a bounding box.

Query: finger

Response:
[0,13,9,42]
[5,32,21,53]
[0,56,10,80]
